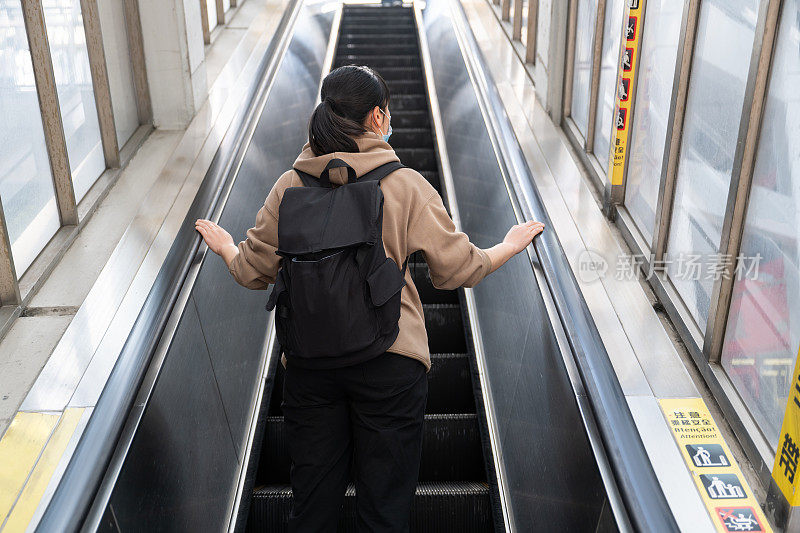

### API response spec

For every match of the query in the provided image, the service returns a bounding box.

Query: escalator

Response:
[247,6,495,530]
[35,2,680,531]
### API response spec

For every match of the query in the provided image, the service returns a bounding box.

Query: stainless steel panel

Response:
[190,12,331,458]
[99,3,333,529]
[422,2,608,529]
[109,299,240,532]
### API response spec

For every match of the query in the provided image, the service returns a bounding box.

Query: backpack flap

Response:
[278,181,383,255]
[367,257,406,306]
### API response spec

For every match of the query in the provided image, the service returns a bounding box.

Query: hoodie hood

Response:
[292,131,400,185]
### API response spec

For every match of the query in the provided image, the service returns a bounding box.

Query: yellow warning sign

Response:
[608,0,644,186]
[660,398,773,533]
[772,345,800,506]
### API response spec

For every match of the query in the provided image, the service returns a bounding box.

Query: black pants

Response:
[282,352,427,532]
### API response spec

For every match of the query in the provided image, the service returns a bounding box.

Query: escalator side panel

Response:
[109,300,240,531]
[100,7,335,530]
[421,2,611,530]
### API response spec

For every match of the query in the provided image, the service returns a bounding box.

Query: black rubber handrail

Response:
[35,2,301,531]
[446,1,680,531]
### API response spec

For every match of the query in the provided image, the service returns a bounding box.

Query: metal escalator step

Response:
[390,110,430,128]
[395,148,437,171]
[248,481,491,532]
[389,127,432,148]
[389,94,427,111]
[336,25,416,35]
[343,6,411,14]
[339,33,418,45]
[340,18,414,26]
[409,261,458,303]
[376,66,424,80]
[428,353,475,413]
[423,304,467,353]
[337,43,419,56]
[258,413,482,483]
[334,55,420,69]
[385,79,426,95]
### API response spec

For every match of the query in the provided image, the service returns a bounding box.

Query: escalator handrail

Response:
[35,2,302,531]
[445,0,680,530]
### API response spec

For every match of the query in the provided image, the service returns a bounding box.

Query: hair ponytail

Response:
[308,66,390,155]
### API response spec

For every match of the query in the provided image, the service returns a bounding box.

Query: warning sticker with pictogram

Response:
[619,78,630,102]
[608,0,643,186]
[700,474,746,500]
[622,48,634,72]
[659,398,773,533]
[626,16,638,40]
[715,507,765,532]
[686,444,730,468]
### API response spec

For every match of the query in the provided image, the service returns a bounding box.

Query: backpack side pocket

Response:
[367,257,406,336]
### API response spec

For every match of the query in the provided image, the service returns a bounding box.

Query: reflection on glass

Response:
[593,0,624,171]
[721,0,800,449]
[206,0,218,29]
[537,0,551,67]
[570,0,596,139]
[665,0,758,330]
[520,0,528,45]
[0,1,61,276]
[43,0,106,202]
[624,0,682,245]
[223,0,231,12]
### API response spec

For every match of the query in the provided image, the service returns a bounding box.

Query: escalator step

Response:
[390,110,430,128]
[248,481,491,532]
[385,80,426,95]
[389,94,427,111]
[336,25,416,35]
[337,44,419,56]
[334,55,420,69]
[343,6,410,14]
[340,18,414,27]
[258,413,482,483]
[339,34,418,45]
[389,127,432,148]
[428,353,475,413]
[367,66,423,80]
[409,261,458,303]
[395,148,437,171]
[423,304,467,353]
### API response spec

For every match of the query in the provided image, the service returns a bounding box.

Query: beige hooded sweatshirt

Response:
[228,132,491,370]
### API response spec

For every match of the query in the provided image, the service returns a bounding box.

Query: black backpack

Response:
[266,158,407,368]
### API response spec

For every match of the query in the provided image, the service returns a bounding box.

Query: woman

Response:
[195,65,543,532]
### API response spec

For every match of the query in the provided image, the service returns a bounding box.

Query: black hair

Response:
[308,65,390,155]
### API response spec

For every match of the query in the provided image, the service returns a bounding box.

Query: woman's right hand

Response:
[503,220,545,254]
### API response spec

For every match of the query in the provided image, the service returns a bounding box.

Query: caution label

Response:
[772,345,800,506]
[608,0,644,186]
[659,398,773,532]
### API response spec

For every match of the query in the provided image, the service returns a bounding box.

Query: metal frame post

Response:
[20,0,78,227]
[650,0,699,262]
[80,0,120,168]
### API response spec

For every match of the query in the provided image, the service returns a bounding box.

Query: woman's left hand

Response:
[195,219,234,255]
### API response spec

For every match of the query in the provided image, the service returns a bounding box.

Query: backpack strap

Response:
[293,160,404,188]
[358,161,406,183]
[293,158,358,188]
[293,168,318,188]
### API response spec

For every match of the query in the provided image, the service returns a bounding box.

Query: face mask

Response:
[378,108,392,142]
